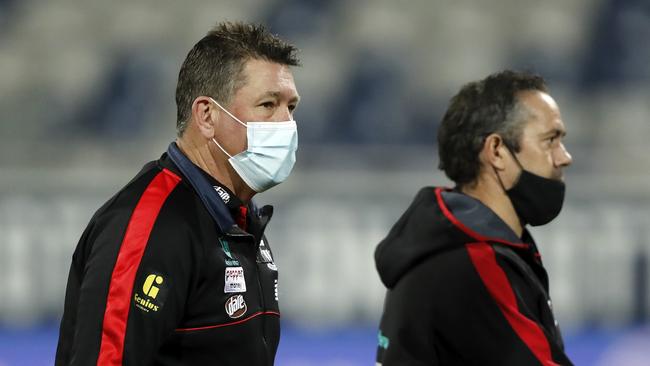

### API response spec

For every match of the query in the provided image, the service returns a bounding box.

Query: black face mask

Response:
[499,147,566,226]
[506,169,565,226]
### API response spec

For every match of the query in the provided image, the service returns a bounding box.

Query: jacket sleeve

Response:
[56,172,198,366]
[376,243,573,366]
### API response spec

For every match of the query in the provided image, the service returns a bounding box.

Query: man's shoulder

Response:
[89,160,201,229]
[396,245,478,288]
[81,160,212,255]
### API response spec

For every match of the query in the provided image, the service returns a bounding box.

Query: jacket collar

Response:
[165,142,251,238]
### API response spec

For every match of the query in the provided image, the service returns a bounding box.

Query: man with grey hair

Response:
[56,21,300,365]
[375,70,574,365]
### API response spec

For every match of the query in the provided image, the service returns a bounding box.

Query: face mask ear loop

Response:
[212,138,234,159]
[493,165,509,193]
[498,141,526,228]
[503,142,525,170]
[502,141,526,185]
[208,97,247,128]
[493,140,522,192]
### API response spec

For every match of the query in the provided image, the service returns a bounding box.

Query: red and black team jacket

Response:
[375,187,574,365]
[56,143,281,365]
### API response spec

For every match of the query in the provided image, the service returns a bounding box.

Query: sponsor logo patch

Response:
[260,249,273,263]
[225,295,247,319]
[224,266,247,293]
[378,331,390,349]
[133,273,167,313]
[214,186,230,203]
[257,239,274,263]
[219,238,240,266]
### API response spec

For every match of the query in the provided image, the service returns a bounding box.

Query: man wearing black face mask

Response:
[375,70,574,365]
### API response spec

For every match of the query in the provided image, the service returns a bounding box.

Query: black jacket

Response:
[375,187,573,365]
[56,143,280,365]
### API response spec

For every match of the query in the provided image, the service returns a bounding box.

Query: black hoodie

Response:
[374,187,573,365]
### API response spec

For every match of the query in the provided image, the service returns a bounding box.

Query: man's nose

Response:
[555,143,572,168]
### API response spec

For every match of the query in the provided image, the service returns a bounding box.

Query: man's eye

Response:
[261,102,275,109]
[288,104,296,112]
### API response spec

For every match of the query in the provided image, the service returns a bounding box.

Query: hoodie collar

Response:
[436,188,531,249]
[375,187,538,289]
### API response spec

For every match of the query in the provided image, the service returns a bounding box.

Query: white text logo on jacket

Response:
[225,295,247,319]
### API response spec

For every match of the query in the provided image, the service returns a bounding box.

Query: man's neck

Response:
[461,178,523,238]
[176,137,255,203]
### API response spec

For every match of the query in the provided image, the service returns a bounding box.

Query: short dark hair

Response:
[437,70,548,187]
[175,21,300,136]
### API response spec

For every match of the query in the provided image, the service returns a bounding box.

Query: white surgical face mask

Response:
[209,97,298,192]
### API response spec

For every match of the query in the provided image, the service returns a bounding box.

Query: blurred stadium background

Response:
[1,0,649,364]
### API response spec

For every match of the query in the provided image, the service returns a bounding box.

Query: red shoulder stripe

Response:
[465,242,559,365]
[97,168,181,365]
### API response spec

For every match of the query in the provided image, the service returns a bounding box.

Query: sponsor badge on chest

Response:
[224,266,247,293]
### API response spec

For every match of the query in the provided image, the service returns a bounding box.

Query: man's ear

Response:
[482,133,508,171]
[191,96,217,139]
